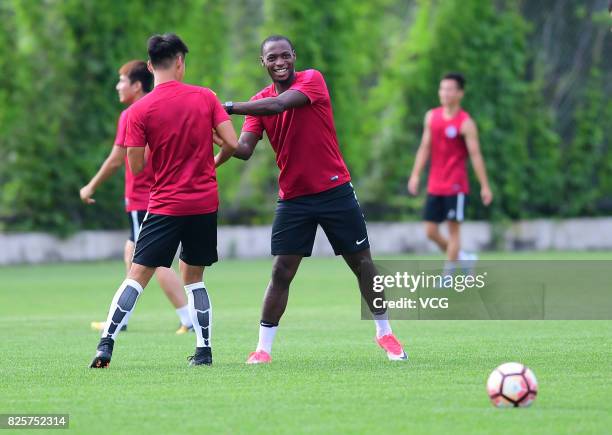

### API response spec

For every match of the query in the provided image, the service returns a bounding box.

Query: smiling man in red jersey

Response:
[218,35,407,364]
[408,73,493,272]
[89,33,238,369]
[80,60,194,335]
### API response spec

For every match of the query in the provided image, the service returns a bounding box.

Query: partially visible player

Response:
[407,73,492,270]
[89,33,238,368]
[218,35,407,364]
[80,60,193,335]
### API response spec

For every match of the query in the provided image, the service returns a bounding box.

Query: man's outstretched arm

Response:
[229,90,309,116]
[214,131,260,161]
[80,145,126,204]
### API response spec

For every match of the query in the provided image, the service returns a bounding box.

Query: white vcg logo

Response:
[445,125,458,138]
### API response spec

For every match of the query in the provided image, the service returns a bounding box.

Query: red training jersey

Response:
[114,109,154,212]
[427,106,470,195]
[125,81,230,215]
[241,69,351,199]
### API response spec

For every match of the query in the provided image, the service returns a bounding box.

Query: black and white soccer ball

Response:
[487,362,538,408]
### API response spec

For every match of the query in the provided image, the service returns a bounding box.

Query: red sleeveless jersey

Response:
[427,107,470,195]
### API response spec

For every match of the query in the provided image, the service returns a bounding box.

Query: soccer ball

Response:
[486,362,538,408]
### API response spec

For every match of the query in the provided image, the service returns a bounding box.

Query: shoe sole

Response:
[386,351,408,361]
[188,361,212,366]
[246,359,271,365]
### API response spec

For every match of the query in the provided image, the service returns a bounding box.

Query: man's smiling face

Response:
[261,39,296,84]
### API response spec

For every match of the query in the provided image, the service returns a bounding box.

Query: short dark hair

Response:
[260,35,294,55]
[442,72,465,90]
[147,33,189,68]
[119,60,153,93]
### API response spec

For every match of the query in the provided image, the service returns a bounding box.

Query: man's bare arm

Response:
[127,147,146,176]
[462,118,493,206]
[213,120,239,167]
[231,90,309,116]
[213,131,260,161]
[80,145,126,204]
[407,111,433,195]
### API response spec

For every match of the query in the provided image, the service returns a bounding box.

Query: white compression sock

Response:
[257,321,278,354]
[443,261,457,275]
[123,310,133,326]
[101,279,143,340]
[185,282,211,348]
[373,312,392,338]
[175,305,192,327]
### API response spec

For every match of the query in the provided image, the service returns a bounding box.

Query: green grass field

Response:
[1,252,611,434]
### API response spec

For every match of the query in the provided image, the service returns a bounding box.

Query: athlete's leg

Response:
[156,266,191,330]
[111,213,176,333]
[120,239,188,329]
[155,267,186,307]
[127,263,156,288]
[342,248,407,360]
[423,194,447,252]
[89,263,155,368]
[131,210,189,325]
[124,240,134,274]
[179,260,204,285]
[90,239,136,332]
[262,255,303,324]
[425,221,448,252]
[98,263,155,340]
[315,182,406,360]
[248,193,314,363]
[178,213,218,363]
[247,255,302,363]
[342,248,382,318]
[121,240,136,326]
[90,213,182,368]
[343,248,392,338]
[179,261,210,349]
[446,221,461,262]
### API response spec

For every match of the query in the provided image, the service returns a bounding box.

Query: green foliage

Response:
[0,0,609,234]
[356,0,563,222]
[562,67,609,216]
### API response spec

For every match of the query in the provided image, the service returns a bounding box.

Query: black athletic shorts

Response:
[271,182,370,257]
[132,212,218,268]
[423,193,467,223]
[127,210,147,242]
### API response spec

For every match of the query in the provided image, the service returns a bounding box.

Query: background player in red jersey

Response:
[89,34,238,368]
[218,35,407,364]
[80,60,193,335]
[408,73,493,270]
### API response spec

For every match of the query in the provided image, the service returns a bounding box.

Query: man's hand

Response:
[214,153,224,167]
[407,175,420,196]
[481,185,493,206]
[80,184,96,204]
